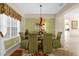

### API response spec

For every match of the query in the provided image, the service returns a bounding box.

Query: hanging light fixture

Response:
[39,5,45,31]
[35,4,45,32]
[39,5,42,25]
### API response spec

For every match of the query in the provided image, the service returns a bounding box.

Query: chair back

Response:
[56,32,62,40]
[43,33,52,53]
[19,32,25,40]
[28,33,38,53]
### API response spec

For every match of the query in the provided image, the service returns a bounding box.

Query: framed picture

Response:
[71,21,78,29]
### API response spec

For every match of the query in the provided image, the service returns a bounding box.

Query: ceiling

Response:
[10,3,66,14]
[65,7,79,17]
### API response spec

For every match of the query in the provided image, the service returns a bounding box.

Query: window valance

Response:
[0,3,21,21]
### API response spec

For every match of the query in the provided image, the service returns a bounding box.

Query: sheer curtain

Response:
[0,14,20,39]
[0,14,7,36]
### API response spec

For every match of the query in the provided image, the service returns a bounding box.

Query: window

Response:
[0,14,20,39]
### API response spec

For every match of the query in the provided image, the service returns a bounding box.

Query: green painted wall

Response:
[4,37,20,49]
[25,18,55,34]
[45,19,55,33]
[25,18,37,33]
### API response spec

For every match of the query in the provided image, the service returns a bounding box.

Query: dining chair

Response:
[43,33,52,53]
[52,32,62,49]
[28,33,38,53]
[19,32,28,49]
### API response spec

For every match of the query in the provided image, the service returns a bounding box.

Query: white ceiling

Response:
[10,3,66,14]
[65,7,79,17]
[64,7,79,17]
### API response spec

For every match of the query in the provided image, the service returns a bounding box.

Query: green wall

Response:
[25,18,37,33]
[25,18,55,34]
[45,18,55,33]
[4,37,20,49]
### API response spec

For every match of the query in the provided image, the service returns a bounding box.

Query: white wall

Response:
[55,3,79,55]
[20,17,26,32]
[64,6,79,55]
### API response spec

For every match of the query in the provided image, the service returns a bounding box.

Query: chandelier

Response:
[36,5,45,32]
